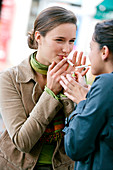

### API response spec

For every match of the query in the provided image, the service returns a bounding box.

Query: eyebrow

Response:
[55,36,76,40]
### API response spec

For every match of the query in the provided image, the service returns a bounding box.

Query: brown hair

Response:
[28,6,77,49]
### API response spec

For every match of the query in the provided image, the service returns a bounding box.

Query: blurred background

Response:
[0,0,113,134]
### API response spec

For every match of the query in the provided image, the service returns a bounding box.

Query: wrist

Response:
[44,86,59,100]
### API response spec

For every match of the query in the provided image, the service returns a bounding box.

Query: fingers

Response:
[71,51,87,67]
[60,74,79,103]
[77,51,83,66]
[81,67,89,76]
[63,92,76,103]
[73,52,90,75]
[47,59,69,85]
[48,58,68,76]
[60,78,67,91]
[71,51,84,67]
[81,55,86,65]
[60,74,77,91]
[78,55,87,73]
[66,74,77,86]
[72,51,78,65]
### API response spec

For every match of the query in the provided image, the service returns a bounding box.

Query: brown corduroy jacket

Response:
[0,56,75,170]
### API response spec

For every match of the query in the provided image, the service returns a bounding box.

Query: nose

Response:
[62,43,72,53]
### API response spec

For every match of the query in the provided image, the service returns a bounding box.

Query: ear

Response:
[35,31,41,43]
[101,46,110,61]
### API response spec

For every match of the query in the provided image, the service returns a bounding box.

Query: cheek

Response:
[53,43,62,52]
[47,43,62,58]
[44,42,58,53]
[70,44,74,51]
[88,52,92,63]
[88,50,96,63]
[91,59,102,75]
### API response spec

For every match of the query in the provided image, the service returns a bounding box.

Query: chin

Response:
[92,71,100,76]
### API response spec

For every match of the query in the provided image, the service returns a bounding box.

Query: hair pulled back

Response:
[28,6,77,49]
[93,19,113,54]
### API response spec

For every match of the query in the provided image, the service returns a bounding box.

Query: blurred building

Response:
[94,0,113,20]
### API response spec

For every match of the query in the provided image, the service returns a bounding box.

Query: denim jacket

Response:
[64,73,113,170]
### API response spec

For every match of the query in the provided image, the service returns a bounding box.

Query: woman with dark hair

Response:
[60,19,113,170]
[0,6,87,170]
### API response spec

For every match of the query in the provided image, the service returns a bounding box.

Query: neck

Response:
[30,52,49,75]
[104,62,113,73]
[36,50,49,66]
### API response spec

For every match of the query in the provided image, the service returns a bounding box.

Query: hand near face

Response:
[47,58,68,95]
[66,51,89,76]
[46,51,89,96]
[60,72,89,104]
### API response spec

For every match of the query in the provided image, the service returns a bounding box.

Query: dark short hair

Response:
[28,6,77,49]
[93,19,113,54]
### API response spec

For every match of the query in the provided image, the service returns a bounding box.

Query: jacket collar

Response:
[16,55,36,83]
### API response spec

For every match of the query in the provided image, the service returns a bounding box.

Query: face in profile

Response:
[89,39,104,76]
[36,23,76,65]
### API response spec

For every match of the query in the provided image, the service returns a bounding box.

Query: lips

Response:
[58,55,67,60]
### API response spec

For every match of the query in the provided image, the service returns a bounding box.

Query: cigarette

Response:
[75,64,91,69]
[63,57,91,68]
[63,57,74,66]
[66,59,74,66]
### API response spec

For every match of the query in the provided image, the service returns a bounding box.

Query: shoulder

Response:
[93,73,113,87]
[0,67,15,83]
[0,57,34,83]
[89,73,113,97]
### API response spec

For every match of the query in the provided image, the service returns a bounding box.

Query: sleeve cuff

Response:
[44,85,59,101]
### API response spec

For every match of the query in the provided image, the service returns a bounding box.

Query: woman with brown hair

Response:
[0,6,87,170]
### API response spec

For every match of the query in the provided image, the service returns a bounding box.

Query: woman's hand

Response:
[60,73,89,104]
[46,51,90,96]
[47,58,68,95]
[66,51,89,76]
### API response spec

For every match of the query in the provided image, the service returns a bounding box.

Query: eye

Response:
[69,39,75,43]
[56,39,63,42]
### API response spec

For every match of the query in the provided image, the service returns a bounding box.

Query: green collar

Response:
[30,52,49,75]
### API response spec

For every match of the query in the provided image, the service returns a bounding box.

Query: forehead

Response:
[46,23,76,38]
[90,39,96,46]
[90,39,100,52]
